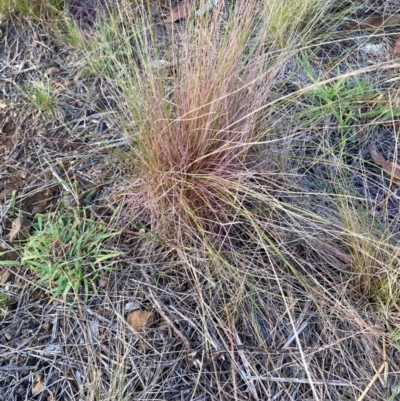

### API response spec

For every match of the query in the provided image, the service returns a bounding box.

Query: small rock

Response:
[44,343,62,354]
[360,43,386,54]
[4,330,13,341]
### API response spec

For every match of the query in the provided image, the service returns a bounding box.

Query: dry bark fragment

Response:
[0,269,13,284]
[370,146,400,186]
[394,37,400,53]
[345,15,400,30]
[164,0,193,23]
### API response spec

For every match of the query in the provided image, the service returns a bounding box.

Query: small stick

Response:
[357,362,385,401]
[246,376,353,387]
[383,336,388,388]
[370,146,400,186]
[5,65,40,76]
[0,365,38,371]
[141,271,194,353]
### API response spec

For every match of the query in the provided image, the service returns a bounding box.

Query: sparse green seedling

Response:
[0,291,10,310]
[21,210,120,300]
[298,54,400,133]
[26,80,56,116]
[0,0,65,20]
[85,15,132,79]
[54,15,89,50]
[391,328,400,352]
[388,386,400,401]
[299,56,375,130]
[264,0,327,48]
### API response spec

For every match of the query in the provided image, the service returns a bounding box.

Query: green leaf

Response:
[0,260,20,266]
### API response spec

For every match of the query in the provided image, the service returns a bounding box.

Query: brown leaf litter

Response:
[8,215,30,243]
[345,15,400,30]
[164,0,193,23]
[127,309,156,331]
[370,146,400,186]
[394,37,400,53]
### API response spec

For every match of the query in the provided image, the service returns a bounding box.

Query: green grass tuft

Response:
[21,210,120,300]
[0,0,65,20]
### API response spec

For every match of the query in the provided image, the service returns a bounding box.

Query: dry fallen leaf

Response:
[45,67,61,77]
[32,381,45,395]
[0,269,13,284]
[394,38,400,53]
[98,277,109,288]
[345,15,400,30]
[8,215,30,243]
[9,218,22,243]
[127,309,155,331]
[164,0,193,23]
[370,146,400,186]
[0,100,7,109]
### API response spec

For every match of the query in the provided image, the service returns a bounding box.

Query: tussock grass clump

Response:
[98,0,355,250]
[105,2,287,246]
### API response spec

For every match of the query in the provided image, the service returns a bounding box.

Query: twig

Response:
[141,271,194,354]
[0,365,38,371]
[282,322,308,349]
[383,336,388,387]
[357,361,385,401]
[4,65,40,76]
[246,376,353,387]
[232,326,259,400]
